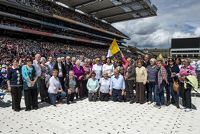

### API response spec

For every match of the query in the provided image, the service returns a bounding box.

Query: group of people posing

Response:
[5,52,199,112]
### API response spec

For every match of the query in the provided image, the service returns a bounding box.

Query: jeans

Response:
[49,92,66,105]
[148,82,156,102]
[165,82,172,103]
[112,89,122,102]
[155,83,165,106]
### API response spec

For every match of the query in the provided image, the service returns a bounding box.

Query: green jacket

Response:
[184,75,199,92]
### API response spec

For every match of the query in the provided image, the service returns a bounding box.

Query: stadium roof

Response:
[56,0,157,23]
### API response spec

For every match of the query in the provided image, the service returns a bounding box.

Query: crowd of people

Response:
[7,0,124,36]
[0,43,199,112]
[0,19,110,44]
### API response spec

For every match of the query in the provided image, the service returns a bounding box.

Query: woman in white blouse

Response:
[48,69,66,106]
[99,72,111,101]
[102,58,114,77]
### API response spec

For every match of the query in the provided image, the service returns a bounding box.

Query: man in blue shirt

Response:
[110,69,125,102]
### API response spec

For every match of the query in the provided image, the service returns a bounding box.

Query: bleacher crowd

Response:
[6,0,124,36]
[0,38,199,112]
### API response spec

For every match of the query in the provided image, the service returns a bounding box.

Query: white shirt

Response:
[48,76,62,94]
[92,64,102,80]
[99,77,110,93]
[33,60,41,77]
[102,64,114,77]
[110,74,125,90]
[58,63,63,77]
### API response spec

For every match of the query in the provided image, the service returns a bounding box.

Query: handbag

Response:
[173,81,179,92]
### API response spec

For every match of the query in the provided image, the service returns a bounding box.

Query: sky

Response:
[112,0,200,49]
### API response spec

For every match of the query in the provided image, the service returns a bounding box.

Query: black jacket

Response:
[53,62,66,78]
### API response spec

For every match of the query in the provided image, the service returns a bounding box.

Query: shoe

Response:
[130,100,135,104]
[176,105,180,109]
[25,109,31,111]
[154,105,161,109]
[166,101,170,106]
[185,108,192,112]
[67,101,70,105]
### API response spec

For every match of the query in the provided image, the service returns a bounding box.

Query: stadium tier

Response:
[0,0,157,47]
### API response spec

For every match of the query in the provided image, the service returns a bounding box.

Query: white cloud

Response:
[113,0,200,48]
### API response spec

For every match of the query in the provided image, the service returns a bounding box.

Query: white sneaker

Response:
[185,108,192,112]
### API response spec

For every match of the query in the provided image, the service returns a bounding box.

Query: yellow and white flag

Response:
[107,39,120,57]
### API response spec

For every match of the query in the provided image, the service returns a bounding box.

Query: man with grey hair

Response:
[33,54,42,102]
[110,69,125,102]
[124,57,136,104]
[65,56,73,76]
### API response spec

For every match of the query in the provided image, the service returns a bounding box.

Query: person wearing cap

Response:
[87,71,99,101]
[165,58,180,107]
[92,58,102,81]
[7,59,23,112]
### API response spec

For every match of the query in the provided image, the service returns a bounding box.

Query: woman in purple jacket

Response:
[73,60,85,100]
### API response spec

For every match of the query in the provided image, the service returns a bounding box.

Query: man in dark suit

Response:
[65,56,73,76]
